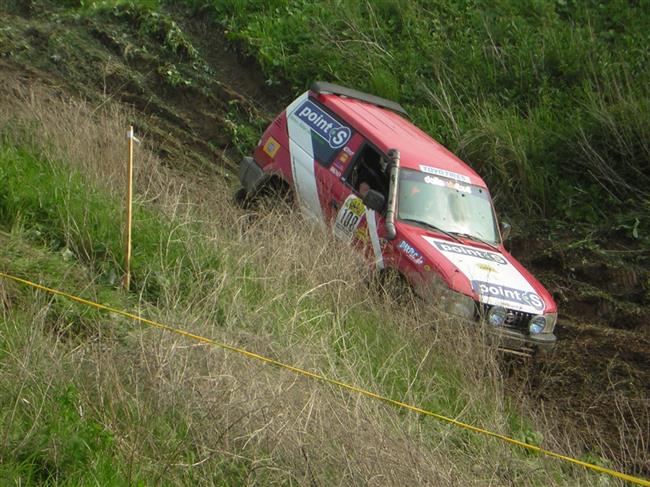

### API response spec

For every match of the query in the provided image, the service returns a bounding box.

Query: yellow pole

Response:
[123,125,134,290]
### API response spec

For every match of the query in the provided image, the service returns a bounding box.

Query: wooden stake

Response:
[122,125,134,290]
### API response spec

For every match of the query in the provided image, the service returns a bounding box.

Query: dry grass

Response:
[0,73,626,485]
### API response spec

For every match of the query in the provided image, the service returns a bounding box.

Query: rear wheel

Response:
[234,177,294,212]
[256,177,294,211]
[233,187,250,208]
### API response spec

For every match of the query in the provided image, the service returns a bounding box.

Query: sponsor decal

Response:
[340,153,349,163]
[477,263,496,273]
[423,264,431,272]
[419,165,471,184]
[432,241,507,265]
[343,146,354,156]
[424,175,470,193]
[262,136,280,158]
[330,166,342,178]
[334,195,366,241]
[423,236,545,313]
[292,100,351,149]
[398,240,424,265]
[472,280,544,311]
[286,93,323,221]
[355,226,369,243]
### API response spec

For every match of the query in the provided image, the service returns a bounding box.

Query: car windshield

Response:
[397,168,500,244]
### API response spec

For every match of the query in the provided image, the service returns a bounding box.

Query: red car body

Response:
[239,82,557,352]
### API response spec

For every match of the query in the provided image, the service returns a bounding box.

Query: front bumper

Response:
[478,303,557,353]
[436,289,557,353]
[488,326,557,354]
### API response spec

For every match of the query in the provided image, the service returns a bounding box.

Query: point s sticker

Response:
[472,280,544,311]
[329,126,351,148]
[334,195,366,241]
[398,240,424,265]
[292,100,351,149]
[262,136,280,158]
[433,241,507,265]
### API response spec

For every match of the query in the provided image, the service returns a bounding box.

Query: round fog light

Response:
[529,316,546,335]
[487,306,507,327]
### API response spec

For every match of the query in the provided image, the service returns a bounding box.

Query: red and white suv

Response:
[238,82,557,352]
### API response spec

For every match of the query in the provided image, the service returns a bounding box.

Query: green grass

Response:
[192,0,650,238]
[0,140,608,484]
[0,145,226,304]
[0,1,632,480]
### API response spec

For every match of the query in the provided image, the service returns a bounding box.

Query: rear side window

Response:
[287,98,355,167]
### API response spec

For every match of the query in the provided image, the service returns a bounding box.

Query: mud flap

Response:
[239,156,264,193]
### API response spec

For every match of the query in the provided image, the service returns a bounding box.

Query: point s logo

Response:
[293,100,351,149]
[472,280,544,311]
[434,241,507,265]
[329,126,351,149]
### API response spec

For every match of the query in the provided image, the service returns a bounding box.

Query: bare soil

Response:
[508,235,650,475]
[1,2,648,477]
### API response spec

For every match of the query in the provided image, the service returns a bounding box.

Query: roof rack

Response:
[310,81,408,117]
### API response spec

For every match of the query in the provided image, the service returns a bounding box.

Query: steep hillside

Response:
[0,0,648,482]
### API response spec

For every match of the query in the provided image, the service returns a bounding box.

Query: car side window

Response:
[345,144,389,204]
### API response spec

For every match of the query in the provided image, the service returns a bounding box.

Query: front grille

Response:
[481,304,532,330]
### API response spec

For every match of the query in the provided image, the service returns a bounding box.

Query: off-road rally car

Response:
[237,82,557,353]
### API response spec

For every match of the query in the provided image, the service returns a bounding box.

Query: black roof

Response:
[310,81,408,117]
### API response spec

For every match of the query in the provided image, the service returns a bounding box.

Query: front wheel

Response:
[374,268,417,306]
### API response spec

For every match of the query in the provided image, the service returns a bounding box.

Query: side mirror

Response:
[500,221,512,242]
[362,189,385,212]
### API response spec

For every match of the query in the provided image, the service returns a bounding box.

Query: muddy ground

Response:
[1,2,648,477]
[510,236,649,475]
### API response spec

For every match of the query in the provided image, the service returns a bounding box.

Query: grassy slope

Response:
[200,0,650,239]
[0,1,643,484]
[0,41,613,487]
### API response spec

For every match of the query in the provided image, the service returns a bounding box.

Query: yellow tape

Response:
[1,270,648,486]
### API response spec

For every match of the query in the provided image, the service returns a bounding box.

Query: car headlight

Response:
[441,289,476,320]
[424,273,476,320]
[487,306,507,327]
[529,312,557,335]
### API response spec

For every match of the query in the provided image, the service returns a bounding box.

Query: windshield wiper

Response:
[449,232,499,251]
[400,218,462,243]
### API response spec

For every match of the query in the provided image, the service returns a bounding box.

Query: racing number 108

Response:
[341,208,360,230]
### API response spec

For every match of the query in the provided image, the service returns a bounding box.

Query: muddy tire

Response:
[233,187,251,209]
[234,178,295,217]
[375,268,417,306]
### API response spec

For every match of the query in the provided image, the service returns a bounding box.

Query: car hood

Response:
[419,236,549,314]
